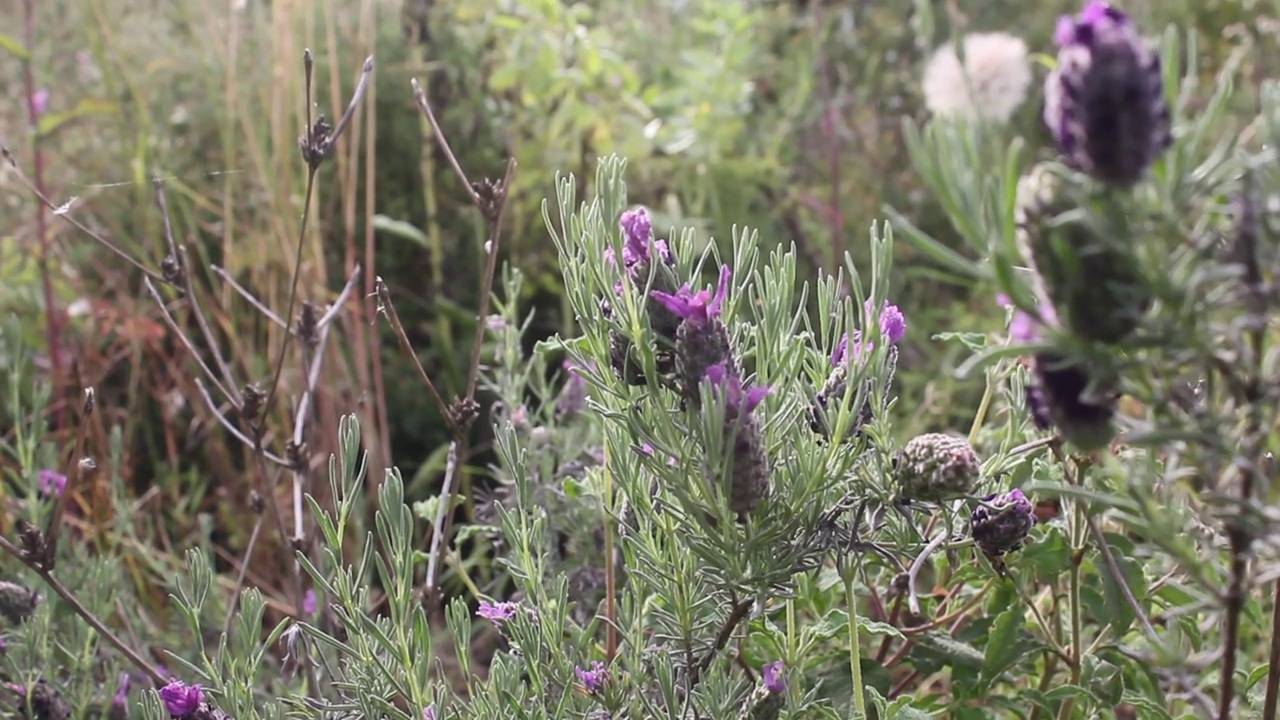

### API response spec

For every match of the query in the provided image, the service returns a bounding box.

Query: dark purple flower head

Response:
[762,661,786,694]
[157,680,202,718]
[574,660,609,694]
[1044,1,1171,186]
[38,470,66,498]
[477,599,520,626]
[971,488,1037,556]
[651,265,731,329]
[704,363,770,415]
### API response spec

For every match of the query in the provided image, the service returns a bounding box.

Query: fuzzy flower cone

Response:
[13,680,69,720]
[652,265,736,408]
[1028,351,1118,452]
[0,581,40,625]
[971,489,1037,557]
[810,301,906,441]
[702,363,772,518]
[606,207,682,385]
[894,433,982,503]
[1043,1,1171,187]
[1015,164,1150,344]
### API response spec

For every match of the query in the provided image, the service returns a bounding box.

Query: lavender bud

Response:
[1043,1,1171,186]
[703,364,772,518]
[157,681,202,719]
[14,680,69,720]
[1027,352,1117,452]
[737,665,787,720]
[574,660,609,695]
[971,489,1037,556]
[653,265,736,407]
[1015,164,1150,344]
[894,433,981,503]
[0,582,40,625]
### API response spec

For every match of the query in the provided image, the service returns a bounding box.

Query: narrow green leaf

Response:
[372,214,429,247]
[36,98,118,138]
[0,32,28,60]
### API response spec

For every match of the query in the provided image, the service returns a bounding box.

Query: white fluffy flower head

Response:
[922,32,1032,124]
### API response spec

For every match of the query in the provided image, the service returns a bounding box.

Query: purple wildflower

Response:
[303,589,318,615]
[30,89,49,118]
[109,673,130,720]
[704,363,771,416]
[651,265,731,329]
[422,705,437,720]
[157,680,202,718]
[476,600,520,626]
[574,660,609,694]
[762,661,786,694]
[831,300,906,365]
[38,470,66,498]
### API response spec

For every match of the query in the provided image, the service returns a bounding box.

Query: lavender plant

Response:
[5,2,1280,719]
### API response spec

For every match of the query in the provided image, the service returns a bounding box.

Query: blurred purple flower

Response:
[157,680,202,718]
[422,705,437,720]
[574,660,609,694]
[651,265,731,329]
[30,89,49,118]
[38,470,66,498]
[762,660,786,694]
[303,589,317,615]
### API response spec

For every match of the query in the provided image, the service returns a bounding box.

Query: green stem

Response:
[844,563,868,718]
[968,368,996,445]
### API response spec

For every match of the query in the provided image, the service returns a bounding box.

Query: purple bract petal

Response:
[762,660,786,694]
[158,680,202,718]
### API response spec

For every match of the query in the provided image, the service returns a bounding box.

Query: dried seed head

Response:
[239,384,266,423]
[971,489,1037,556]
[0,582,40,625]
[160,254,182,284]
[1027,352,1117,451]
[894,433,982,503]
[1043,1,1171,186]
[297,302,320,348]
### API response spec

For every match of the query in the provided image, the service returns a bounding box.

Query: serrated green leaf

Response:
[979,606,1031,690]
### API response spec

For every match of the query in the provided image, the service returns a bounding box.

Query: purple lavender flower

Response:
[422,705,437,720]
[302,589,318,615]
[574,660,609,694]
[831,300,906,365]
[762,661,786,694]
[971,489,1037,556]
[1043,1,1171,186]
[813,300,905,442]
[651,265,731,330]
[157,680,202,718]
[38,470,66,498]
[476,600,520,626]
[555,360,591,421]
[30,89,49,118]
[109,673,130,720]
[703,363,772,517]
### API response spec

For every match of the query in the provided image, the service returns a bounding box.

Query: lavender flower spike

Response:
[476,599,520,626]
[574,661,610,694]
[703,363,772,517]
[1043,1,1171,186]
[704,362,771,416]
[651,264,731,329]
[158,680,203,719]
[762,661,787,694]
[971,488,1037,557]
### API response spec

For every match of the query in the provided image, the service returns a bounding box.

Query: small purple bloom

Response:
[477,599,520,626]
[1005,297,1057,344]
[422,705,437,720]
[762,660,786,694]
[574,660,609,694]
[30,89,49,118]
[157,680,202,718]
[651,265,731,329]
[113,672,130,706]
[832,300,905,365]
[38,470,66,498]
[620,207,653,258]
[303,589,317,615]
[704,363,771,415]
